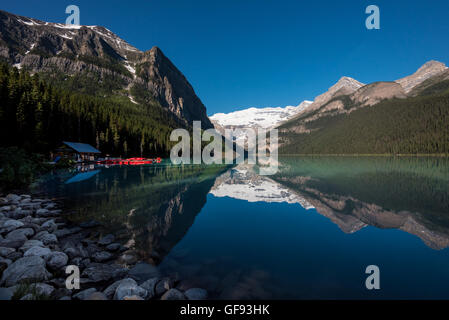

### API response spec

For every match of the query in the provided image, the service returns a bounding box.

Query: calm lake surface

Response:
[35,157,449,299]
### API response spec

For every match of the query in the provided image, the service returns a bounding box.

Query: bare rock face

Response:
[350,81,406,106]
[396,60,448,93]
[0,9,213,129]
[298,76,364,118]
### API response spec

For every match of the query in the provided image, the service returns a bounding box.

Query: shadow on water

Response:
[34,157,449,299]
[35,163,231,264]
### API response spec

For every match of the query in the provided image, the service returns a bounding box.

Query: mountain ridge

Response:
[0,9,213,129]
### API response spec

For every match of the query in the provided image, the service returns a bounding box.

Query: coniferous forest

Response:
[0,63,181,158]
[279,82,449,155]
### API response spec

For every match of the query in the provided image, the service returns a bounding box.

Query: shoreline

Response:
[0,193,208,300]
[279,153,449,157]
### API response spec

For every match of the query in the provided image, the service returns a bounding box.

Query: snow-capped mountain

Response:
[210,165,315,209]
[210,100,313,130]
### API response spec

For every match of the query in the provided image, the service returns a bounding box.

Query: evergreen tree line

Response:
[0,63,182,158]
[279,86,449,155]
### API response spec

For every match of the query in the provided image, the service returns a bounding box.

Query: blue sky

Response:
[2,0,449,115]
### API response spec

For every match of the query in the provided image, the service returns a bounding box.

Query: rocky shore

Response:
[0,194,208,300]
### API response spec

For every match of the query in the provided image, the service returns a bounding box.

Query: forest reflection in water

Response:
[37,157,449,299]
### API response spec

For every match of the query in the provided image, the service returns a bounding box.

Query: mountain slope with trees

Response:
[279,79,449,154]
[0,63,180,156]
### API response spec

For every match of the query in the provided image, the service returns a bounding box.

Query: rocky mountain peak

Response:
[396,60,448,93]
[0,9,213,129]
[332,76,365,92]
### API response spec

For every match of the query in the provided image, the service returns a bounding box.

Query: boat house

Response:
[55,141,101,162]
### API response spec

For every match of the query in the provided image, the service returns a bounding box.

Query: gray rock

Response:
[114,278,147,300]
[160,288,185,300]
[105,243,121,252]
[54,227,82,238]
[0,287,13,300]
[46,251,68,270]
[64,247,80,259]
[98,234,115,246]
[23,246,52,258]
[0,256,51,286]
[122,295,144,300]
[73,287,97,300]
[155,278,174,296]
[6,228,34,241]
[87,291,107,300]
[35,209,49,216]
[140,277,159,299]
[20,293,34,300]
[44,203,56,210]
[6,194,21,203]
[0,206,12,212]
[33,231,58,245]
[59,296,71,300]
[0,247,15,258]
[32,283,55,296]
[92,251,113,262]
[19,240,44,253]
[184,288,208,300]
[0,257,12,268]
[51,287,72,299]
[128,263,159,282]
[103,279,124,299]
[6,251,22,261]
[1,219,24,233]
[41,219,57,232]
[0,239,26,249]
[81,263,127,284]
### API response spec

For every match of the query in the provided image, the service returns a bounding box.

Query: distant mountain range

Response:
[210,101,312,148]
[212,60,449,154]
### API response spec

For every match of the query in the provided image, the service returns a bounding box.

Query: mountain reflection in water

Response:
[36,157,449,299]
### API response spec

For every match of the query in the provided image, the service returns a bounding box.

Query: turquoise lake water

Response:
[35,157,449,299]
